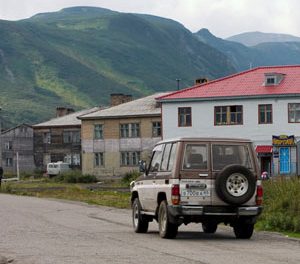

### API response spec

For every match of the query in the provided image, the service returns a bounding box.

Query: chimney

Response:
[195,78,209,85]
[56,107,75,117]
[110,93,133,107]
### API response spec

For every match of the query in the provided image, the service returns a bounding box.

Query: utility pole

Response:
[176,79,181,90]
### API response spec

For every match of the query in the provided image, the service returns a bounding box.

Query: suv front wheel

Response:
[158,201,178,239]
[132,198,149,233]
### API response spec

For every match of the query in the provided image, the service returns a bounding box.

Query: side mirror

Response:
[139,160,147,173]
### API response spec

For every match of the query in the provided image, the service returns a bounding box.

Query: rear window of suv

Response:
[212,144,253,171]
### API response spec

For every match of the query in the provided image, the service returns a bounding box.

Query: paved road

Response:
[0,194,299,264]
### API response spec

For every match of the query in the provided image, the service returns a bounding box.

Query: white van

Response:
[47,162,70,177]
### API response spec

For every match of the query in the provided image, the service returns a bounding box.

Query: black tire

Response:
[202,222,218,234]
[233,221,254,239]
[132,198,149,233]
[158,201,178,239]
[215,165,256,205]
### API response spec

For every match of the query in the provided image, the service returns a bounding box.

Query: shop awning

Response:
[255,145,273,153]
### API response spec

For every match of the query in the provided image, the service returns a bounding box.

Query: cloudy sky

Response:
[0,0,299,38]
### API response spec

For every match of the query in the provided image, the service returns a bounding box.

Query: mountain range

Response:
[1,6,300,127]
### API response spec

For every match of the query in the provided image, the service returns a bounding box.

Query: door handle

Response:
[199,173,208,177]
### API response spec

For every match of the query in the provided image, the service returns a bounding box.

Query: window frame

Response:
[6,158,13,167]
[258,104,273,124]
[178,107,192,127]
[94,124,104,140]
[5,141,12,150]
[288,103,300,123]
[43,132,51,144]
[152,121,162,137]
[120,151,141,166]
[94,152,104,167]
[214,105,243,126]
[120,123,140,138]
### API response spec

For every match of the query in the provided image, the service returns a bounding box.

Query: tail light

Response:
[171,184,180,205]
[256,183,263,206]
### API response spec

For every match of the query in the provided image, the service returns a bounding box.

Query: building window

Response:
[178,107,192,127]
[259,104,272,124]
[63,132,72,143]
[5,141,12,150]
[152,122,161,137]
[131,123,140,138]
[120,151,140,166]
[94,124,103,139]
[215,105,243,125]
[64,153,81,165]
[95,152,104,167]
[288,103,300,123]
[120,123,140,138]
[266,77,275,85]
[120,124,129,138]
[63,131,80,143]
[43,132,51,144]
[6,158,13,167]
[264,73,285,86]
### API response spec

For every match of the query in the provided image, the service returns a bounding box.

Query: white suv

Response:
[130,138,263,239]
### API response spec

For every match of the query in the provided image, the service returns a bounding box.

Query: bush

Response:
[121,171,141,186]
[53,170,98,183]
[258,177,300,232]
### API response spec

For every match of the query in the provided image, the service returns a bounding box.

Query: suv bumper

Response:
[168,205,263,217]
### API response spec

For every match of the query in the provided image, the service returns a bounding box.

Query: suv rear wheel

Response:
[158,201,178,239]
[132,198,149,233]
[233,220,254,239]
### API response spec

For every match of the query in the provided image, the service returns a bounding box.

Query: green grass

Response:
[0,179,131,209]
[257,177,300,234]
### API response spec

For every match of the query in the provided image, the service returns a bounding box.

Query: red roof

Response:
[255,145,273,153]
[158,65,300,101]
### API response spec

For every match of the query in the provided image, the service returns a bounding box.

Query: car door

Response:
[179,142,212,206]
[139,144,164,212]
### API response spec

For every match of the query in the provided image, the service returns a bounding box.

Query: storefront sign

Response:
[272,135,295,146]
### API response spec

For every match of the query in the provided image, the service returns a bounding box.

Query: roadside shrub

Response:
[32,169,44,179]
[53,170,98,183]
[121,170,141,186]
[258,177,300,232]
[20,172,33,180]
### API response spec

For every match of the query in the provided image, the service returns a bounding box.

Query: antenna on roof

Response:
[249,62,253,69]
[176,79,181,90]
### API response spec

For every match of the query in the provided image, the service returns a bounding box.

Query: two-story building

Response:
[1,124,34,174]
[33,107,100,170]
[158,65,300,176]
[79,93,168,177]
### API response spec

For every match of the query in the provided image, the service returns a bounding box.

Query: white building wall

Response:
[162,98,300,145]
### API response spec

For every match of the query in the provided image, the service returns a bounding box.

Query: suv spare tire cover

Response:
[215,164,256,205]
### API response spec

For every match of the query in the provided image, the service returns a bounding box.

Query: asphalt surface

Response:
[0,194,299,264]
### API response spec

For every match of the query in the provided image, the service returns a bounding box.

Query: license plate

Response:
[181,189,211,197]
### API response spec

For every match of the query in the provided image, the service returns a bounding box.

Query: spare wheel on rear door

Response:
[215,165,256,205]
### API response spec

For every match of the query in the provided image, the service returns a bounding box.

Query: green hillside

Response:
[0,6,235,127]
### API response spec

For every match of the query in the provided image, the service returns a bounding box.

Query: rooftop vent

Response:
[110,93,132,106]
[56,107,75,117]
[264,72,285,86]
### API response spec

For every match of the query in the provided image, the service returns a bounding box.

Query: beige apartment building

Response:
[79,93,168,177]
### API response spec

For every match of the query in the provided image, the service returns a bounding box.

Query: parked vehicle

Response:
[47,162,70,177]
[130,138,263,239]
